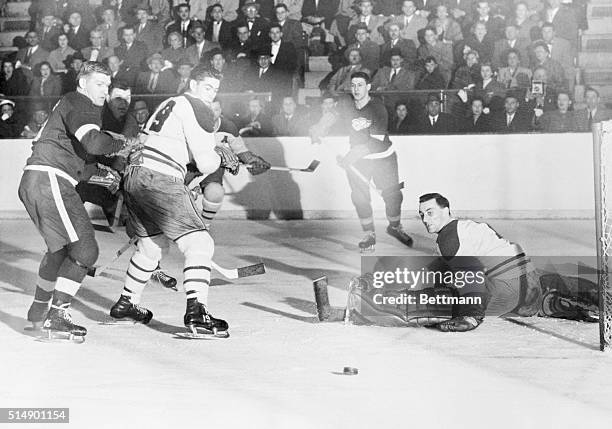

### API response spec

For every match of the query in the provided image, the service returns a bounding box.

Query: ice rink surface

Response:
[1,218,612,429]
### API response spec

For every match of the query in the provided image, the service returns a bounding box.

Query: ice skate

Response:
[38,307,87,343]
[175,299,229,339]
[358,231,376,253]
[386,224,413,248]
[435,315,484,332]
[25,300,50,331]
[105,295,153,325]
[149,268,178,291]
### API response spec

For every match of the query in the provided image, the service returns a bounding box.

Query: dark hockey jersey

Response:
[25,91,122,183]
[344,96,392,155]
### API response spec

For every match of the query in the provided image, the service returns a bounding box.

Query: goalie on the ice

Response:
[345,193,599,332]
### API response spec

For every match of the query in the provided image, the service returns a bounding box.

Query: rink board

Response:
[0,133,595,219]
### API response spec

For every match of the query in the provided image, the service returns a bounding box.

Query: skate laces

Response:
[132,303,149,318]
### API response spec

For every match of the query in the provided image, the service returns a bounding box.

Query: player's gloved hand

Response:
[88,164,122,194]
[237,151,271,175]
[184,162,203,186]
[215,145,240,175]
[338,144,369,168]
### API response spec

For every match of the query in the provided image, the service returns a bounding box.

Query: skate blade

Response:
[36,330,86,344]
[359,246,375,253]
[98,319,138,326]
[173,331,229,340]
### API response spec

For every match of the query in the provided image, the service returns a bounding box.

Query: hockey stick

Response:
[87,236,137,277]
[248,160,320,173]
[211,261,266,279]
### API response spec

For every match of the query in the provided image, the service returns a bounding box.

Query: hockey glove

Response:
[237,151,271,175]
[88,164,122,194]
[215,145,240,175]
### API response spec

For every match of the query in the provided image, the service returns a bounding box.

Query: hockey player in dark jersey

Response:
[338,71,413,252]
[18,61,140,341]
[185,99,270,225]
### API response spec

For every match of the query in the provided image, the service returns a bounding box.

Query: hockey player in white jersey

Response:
[109,66,238,337]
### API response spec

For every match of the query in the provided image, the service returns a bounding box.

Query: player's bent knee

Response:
[176,231,214,258]
[137,236,164,262]
[202,182,225,204]
[68,238,99,268]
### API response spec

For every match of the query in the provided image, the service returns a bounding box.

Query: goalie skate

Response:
[359,232,376,253]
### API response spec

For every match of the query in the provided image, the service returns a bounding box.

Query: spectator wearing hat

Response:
[61,52,84,93]
[165,4,198,48]
[345,23,379,73]
[47,33,76,74]
[175,59,194,94]
[380,23,417,69]
[0,99,22,138]
[413,93,456,134]
[0,60,30,97]
[29,61,62,97]
[185,23,221,65]
[21,102,50,139]
[96,7,126,49]
[371,48,416,92]
[115,26,150,75]
[245,47,290,102]
[347,0,386,46]
[65,11,92,51]
[82,30,114,62]
[132,100,151,132]
[235,1,271,45]
[326,48,371,96]
[205,3,235,50]
[38,11,62,52]
[16,31,50,76]
[135,6,164,55]
[161,32,188,68]
[136,53,178,94]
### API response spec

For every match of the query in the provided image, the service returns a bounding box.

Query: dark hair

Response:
[350,71,370,83]
[176,4,190,12]
[424,56,438,64]
[274,3,289,11]
[122,26,135,34]
[110,81,131,93]
[471,95,485,105]
[34,61,52,77]
[191,64,220,82]
[210,3,223,10]
[532,41,550,54]
[419,193,450,209]
[585,86,600,97]
[541,22,554,30]
[394,101,407,110]
[269,23,282,31]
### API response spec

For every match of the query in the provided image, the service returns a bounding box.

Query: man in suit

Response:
[531,41,567,92]
[114,26,149,75]
[272,95,308,136]
[134,6,164,54]
[542,0,578,52]
[136,53,178,94]
[245,47,289,102]
[326,48,371,96]
[174,58,194,94]
[268,23,297,76]
[417,26,453,84]
[492,23,530,69]
[38,11,62,52]
[165,4,198,48]
[301,0,339,29]
[468,1,504,40]
[371,48,416,91]
[387,0,428,44]
[235,1,271,46]
[274,3,304,49]
[96,7,126,49]
[575,87,612,132]
[490,93,532,133]
[346,24,380,73]
[81,30,113,62]
[380,23,417,69]
[347,0,387,46]
[205,3,235,50]
[185,23,221,65]
[16,31,50,77]
[538,22,574,90]
[414,93,456,134]
[66,11,91,51]
[107,54,137,87]
[102,0,140,26]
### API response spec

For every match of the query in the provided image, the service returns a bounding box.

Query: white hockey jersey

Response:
[141,94,220,180]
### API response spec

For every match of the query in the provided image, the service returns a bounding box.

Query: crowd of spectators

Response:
[0,0,610,139]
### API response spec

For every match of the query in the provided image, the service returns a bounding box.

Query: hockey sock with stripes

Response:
[122,251,158,304]
[183,260,212,306]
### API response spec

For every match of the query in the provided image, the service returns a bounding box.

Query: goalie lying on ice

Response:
[344,193,600,332]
